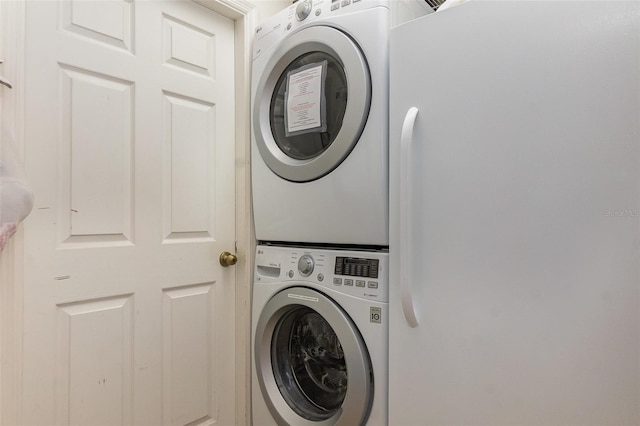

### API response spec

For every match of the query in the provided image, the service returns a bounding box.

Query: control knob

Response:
[295,0,313,21]
[298,254,314,277]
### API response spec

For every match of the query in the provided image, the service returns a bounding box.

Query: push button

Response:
[344,279,354,286]
[356,280,366,287]
[368,281,378,289]
[333,278,342,285]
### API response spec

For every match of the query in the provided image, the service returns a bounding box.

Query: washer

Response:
[251,0,431,246]
[251,244,388,425]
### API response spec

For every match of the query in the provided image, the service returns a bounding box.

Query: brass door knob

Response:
[219,251,238,267]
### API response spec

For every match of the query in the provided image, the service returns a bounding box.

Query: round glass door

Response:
[272,307,347,421]
[253,26,371,182]
[270,52,348,161]
[254,287,373,425]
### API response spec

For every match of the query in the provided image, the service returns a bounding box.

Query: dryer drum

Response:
[270,53,348,161]
[253,26,371,183]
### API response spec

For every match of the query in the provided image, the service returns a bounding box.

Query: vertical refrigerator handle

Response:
[400,107,420,328]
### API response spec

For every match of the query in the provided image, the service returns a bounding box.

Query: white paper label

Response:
[286,64,324,134]
[287,293,319,303]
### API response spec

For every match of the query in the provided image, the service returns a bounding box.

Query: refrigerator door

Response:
[389,1,639,424]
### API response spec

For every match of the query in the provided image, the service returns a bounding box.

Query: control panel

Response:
[252,0,433,61]
[253,0,391,61]
[254,245,389,302]
[335,257,379,278]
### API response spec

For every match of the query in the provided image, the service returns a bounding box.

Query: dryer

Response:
[251,0,431,246]
[251,244,388,425]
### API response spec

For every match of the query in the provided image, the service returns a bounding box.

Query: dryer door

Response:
[255,287,373,425]
[253,26,371,182]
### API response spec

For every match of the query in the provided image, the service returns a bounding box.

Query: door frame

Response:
[0,1,256,424]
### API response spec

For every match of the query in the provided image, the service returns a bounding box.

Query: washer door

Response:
[254,26,371,182]
[255,287,373,425]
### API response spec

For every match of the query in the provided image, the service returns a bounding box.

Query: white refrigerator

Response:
[389,1,639,424]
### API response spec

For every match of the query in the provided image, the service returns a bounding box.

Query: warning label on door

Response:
[284,61,327,136]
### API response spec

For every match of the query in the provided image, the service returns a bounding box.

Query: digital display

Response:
[334,257,379,278]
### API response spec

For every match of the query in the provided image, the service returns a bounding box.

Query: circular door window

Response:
[272,307,347,420]
[270,52,347,161]
[253,26,371,182]
[254,287,373,425]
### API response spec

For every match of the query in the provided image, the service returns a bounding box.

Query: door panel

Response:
[59,65,134,245]
[22,1,236,424]
[56,295,134,425]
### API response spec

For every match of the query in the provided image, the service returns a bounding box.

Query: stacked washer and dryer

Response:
[250,1,432,424]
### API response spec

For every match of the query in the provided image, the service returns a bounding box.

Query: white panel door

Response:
[22,1,237,424]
